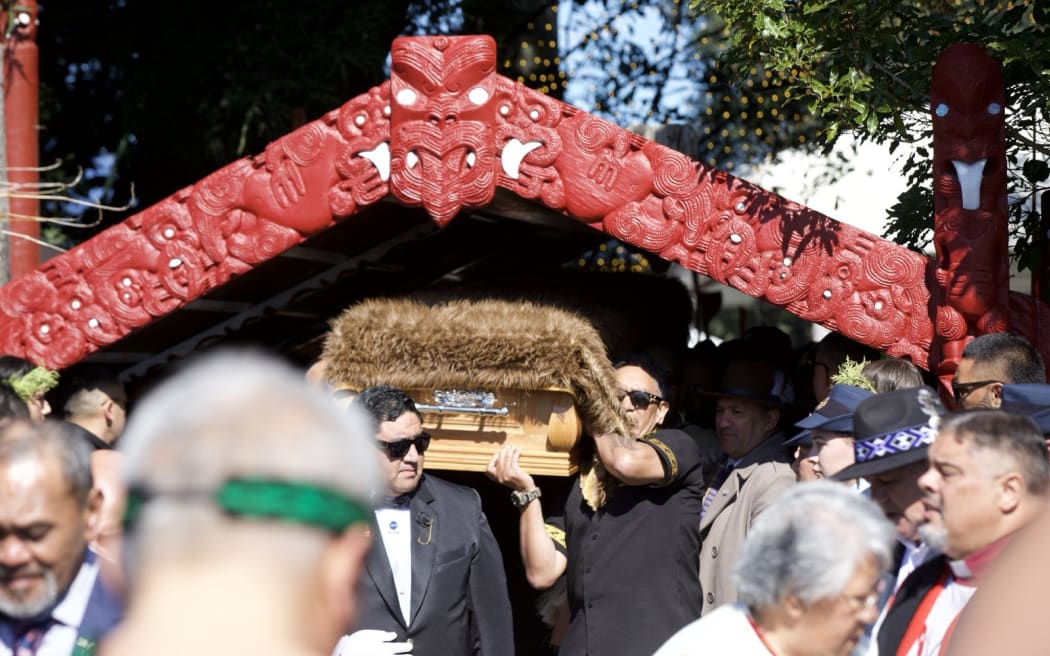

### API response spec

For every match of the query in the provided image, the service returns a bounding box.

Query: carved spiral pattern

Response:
[766,250,822,306]
[194,167,245,217]
[837,304,890,348]
[575,117,621,153]
[282,123,328,166]
[650,145,699,198]
[863,243,925,288]
[936,306,968,341]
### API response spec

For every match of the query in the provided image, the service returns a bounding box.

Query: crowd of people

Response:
[2,328,1050,655]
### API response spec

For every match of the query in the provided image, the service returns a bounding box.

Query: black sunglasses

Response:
[621,390,664,410]
[375,432,431,459]
[952,380,1001,405]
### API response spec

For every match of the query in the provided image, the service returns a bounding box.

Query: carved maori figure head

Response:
[931,43,1007,323]
[388,35,499,226]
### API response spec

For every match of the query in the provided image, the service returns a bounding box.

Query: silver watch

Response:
[510,487,542,508]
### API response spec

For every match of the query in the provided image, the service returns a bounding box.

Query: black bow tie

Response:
[380,494,411,509]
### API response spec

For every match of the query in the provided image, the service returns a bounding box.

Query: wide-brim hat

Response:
[701,358,793,408]
[786,384,873,445]
[1001,383,1050,434]
[833,387,945,481]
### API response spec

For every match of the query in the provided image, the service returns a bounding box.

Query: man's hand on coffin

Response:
[485,445,536,492]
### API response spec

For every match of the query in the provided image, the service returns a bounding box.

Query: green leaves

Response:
[691,0,1050,266]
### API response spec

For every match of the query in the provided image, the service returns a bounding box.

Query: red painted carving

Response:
[0,83,392,368]
[930,44,1010,397]
[6,34,1050,376]
[389,36,500,226]
[488,79,934,363]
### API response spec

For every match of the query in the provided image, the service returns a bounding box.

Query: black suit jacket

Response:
[356,474,514,656]
[877,555,949,654]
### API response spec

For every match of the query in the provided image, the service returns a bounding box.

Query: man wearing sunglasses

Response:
[350,385,513,656]
[486,357,706,656]
[951,332,1044,410]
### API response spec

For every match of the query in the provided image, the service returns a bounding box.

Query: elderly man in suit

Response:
[699,357,797,615]
[345,385,513,656]
[0,420,121,656]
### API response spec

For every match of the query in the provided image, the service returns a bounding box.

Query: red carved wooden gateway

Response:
[1,35,1046,408]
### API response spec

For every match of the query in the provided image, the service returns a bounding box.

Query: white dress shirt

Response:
[375,508,413,625]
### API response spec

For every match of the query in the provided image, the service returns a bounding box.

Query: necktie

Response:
[13,621,48,656]
[699,459,733,522]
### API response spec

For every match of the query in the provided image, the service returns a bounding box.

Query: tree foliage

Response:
[691,0,1050,268]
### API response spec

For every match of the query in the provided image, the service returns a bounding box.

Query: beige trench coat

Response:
[698,433,796,615]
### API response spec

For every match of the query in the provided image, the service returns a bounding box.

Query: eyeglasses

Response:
[620,390,664,410]
[838,579,884,613]
[952,379,1001,406]
[375,432,431,459]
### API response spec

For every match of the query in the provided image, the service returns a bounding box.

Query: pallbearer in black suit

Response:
[339,386,513,656]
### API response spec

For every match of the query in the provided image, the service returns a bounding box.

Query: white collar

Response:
[51,550,98,629]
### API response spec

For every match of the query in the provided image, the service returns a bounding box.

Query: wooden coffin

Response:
[406,387,580,475]
[322,298,627,476]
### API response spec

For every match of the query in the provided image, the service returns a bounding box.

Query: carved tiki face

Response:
[930,43,1007,321]
[388,36,499,226]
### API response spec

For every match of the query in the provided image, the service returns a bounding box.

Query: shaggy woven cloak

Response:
[322,298,632,507]
[322,297,629,439]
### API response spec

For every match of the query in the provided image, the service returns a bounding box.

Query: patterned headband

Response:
[854,424,936,463]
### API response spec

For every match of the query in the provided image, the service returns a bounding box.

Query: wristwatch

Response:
[510,487,542,508]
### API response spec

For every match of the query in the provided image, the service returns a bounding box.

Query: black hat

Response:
[702,359,793,408]
[833,387,945,481]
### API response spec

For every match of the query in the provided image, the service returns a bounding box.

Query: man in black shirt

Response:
[487,356,705,655]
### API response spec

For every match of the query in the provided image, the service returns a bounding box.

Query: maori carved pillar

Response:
[930,44,1009,400]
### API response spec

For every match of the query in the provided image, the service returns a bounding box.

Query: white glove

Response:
[331,630,413,656]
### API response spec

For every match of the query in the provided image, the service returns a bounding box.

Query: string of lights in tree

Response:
[573,239,652,274]
[497,0,825,173]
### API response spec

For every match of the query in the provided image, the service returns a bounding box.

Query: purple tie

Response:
[700,459,733,522]
[13,622,47,656]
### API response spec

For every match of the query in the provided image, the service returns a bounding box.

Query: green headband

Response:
[123,478,371,534]
[7,366,60,401]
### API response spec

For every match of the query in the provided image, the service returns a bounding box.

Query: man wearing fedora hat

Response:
[865,409,1050,655]
[698,357,796,615]
[831,387,945,651]
[836,389,1050,654]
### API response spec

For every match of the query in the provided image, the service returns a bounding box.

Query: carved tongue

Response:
[952,159,986,210]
